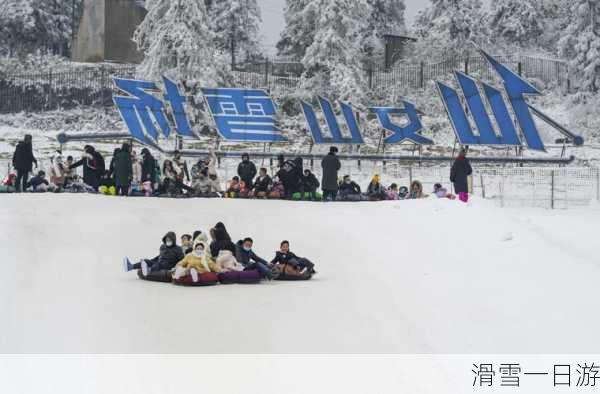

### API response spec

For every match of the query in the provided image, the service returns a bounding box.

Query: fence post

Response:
[550,170,555,209]
[264,59,269,89]
[480,174,485,199]
[408,166,413,186]
[464,58,469,75]
[419,61,424,89]
[596,168,599,202]
[367,66,373,90]
[518,62,522,77]
[48,72,53,110]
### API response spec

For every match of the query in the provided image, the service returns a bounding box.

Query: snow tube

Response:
[137,269,172,283]
[0,185,14,193]
[274,265,312,281]
[172,272,219,287]
[217,270,261,284]
[292,192,323,201]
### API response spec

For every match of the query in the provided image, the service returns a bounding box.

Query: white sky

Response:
[258,0,490,55]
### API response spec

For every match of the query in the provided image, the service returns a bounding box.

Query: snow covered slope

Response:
[0,194,598,353]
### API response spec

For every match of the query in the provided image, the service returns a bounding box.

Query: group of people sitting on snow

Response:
[123,222,317,284]
[6,136,473,203]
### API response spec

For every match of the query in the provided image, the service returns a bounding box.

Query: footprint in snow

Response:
[500,233,514,242]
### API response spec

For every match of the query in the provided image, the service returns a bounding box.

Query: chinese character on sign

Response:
[576,363,600,387]
[201,88,286,142]
[499,364,521,387]
[554,365,571,387]
[113,78,172,145]
[473,364,495,387]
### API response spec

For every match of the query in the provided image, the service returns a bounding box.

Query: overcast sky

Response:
[258,0,490,55]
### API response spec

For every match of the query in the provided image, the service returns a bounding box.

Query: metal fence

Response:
[0,53,570,114]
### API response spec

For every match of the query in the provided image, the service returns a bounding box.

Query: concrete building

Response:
[72,0,147,64]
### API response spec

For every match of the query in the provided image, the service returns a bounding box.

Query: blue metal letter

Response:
[370,101,433,145]
[162,77,194,138]
[113,78,171,145]
[201,88,286,142]
[300,97,364,144]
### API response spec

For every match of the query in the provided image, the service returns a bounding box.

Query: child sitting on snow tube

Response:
[123,231,184,281]
[270,240,316,280]
[172,240,220,285]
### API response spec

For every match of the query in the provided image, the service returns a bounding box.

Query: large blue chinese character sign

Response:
[300,97,364,144]
[113,77,193,145]
[436,50,584,151]
[369,101,433,145]
[202,88,285,142]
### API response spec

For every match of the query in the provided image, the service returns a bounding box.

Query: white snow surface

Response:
[1,193,599,353]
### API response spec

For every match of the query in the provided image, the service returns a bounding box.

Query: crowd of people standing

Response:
[5,135,473,203]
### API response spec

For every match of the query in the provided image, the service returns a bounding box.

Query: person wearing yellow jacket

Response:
[173,240,221,283]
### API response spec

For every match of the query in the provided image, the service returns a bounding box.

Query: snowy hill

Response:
[1,194,599,353]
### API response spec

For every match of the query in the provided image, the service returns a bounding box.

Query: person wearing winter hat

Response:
[181,234,193,254]
[123,231,184,276]
[321,146,341,201]
[173,240,221,283]
[237,153,257,189]
[450,148,473,203]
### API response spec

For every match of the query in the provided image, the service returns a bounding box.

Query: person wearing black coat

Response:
[321,146,341,201]
[237,153,257,188]
[70,145,105,190]
[450,148,473,203]
[302,169,320,200]
[209,222,237,259]
[338,175,361,201]
[252,168,272,196]
[270,240,316,274]
[130,232,184,274]
[12,134,38,192]
[235,237,277,280]
[140,148,157,185]
[277,157,303,199]
[113,143,133,196]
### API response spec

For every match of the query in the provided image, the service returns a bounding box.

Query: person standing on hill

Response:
[450,148,473,203]
[321,146,341,201]
[70,145,105,190]
[113,143,133,196]
[237,153,257,189]
[12,134,37,192]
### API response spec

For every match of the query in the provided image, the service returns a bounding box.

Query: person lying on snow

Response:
[366,174,386,201]
[209,224,244,272]
[173,240,221,283]
[302,169,320,201]
[192,168,221,197]
[26,170,53,192]
[338,175,362,201]
[123,231,184,277]
[433,183,456,200]
[270,240,316,275]
[236,237,279,280]
[64,174,96,193]
[251,167,272,198]
[385,183,399,200]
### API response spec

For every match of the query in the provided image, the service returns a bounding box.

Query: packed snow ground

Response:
[0,194,599,353]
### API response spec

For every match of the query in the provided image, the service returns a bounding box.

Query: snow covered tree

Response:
[0,0,82,57]
[361,0,407,60]
[488,0,545,49]
[412,0,489,60]
[206,0,262,63]
[276,0,315,60]
[300,0,370,103]
[134,0,228,85]
[559,0,600,92]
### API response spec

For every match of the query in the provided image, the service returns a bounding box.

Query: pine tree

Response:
[134,0,228,85]
[362,0,407,60]
[488,0,545,50]
[300,0,370,103]
[276,0,314,60]
[559,0,600,92]
[412,0,489,60]
[207,0,262,63]
[0,0,82,57]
